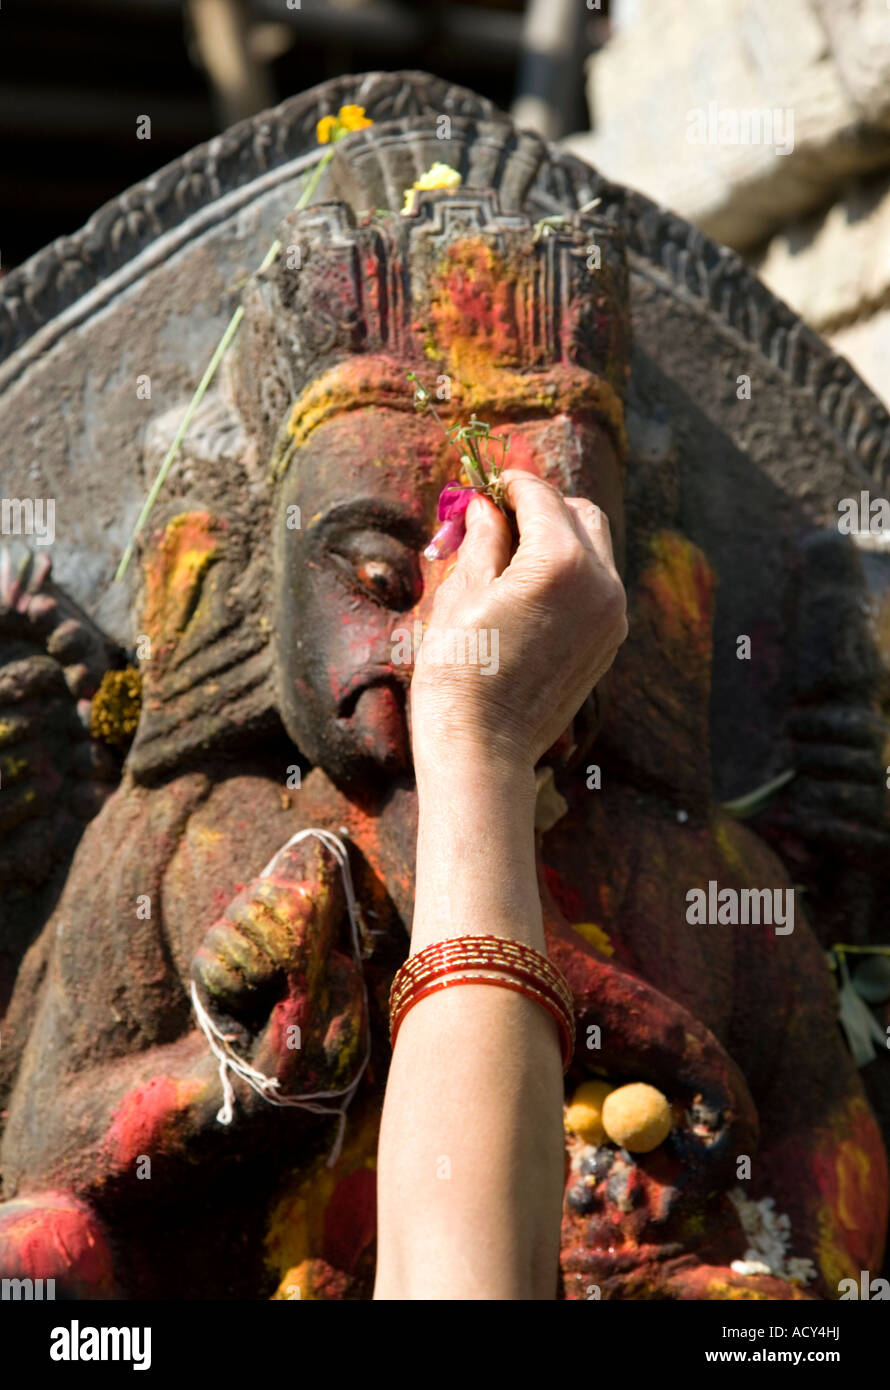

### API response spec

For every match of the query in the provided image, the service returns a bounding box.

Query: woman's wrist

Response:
[413,731,535,797]
[410,738,543,954]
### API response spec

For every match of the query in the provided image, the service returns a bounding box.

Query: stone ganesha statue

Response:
[0,147,886,1299]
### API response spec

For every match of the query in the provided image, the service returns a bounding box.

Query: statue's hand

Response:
[0,545,120,883]
[190,836,367,1093]
[749,704,890,864]
[783,703,890,852]
[774,527,890,858]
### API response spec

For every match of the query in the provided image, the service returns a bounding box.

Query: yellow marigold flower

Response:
[402,162,462,215]
[337,104,372,132]
[90,667,143,749]
[316,106,372,146]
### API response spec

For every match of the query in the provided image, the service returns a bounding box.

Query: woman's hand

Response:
[410,469,628,776]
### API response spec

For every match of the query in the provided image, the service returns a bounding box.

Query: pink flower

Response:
[423,483,476,561]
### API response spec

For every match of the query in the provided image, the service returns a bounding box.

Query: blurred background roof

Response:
[0,0,610,271]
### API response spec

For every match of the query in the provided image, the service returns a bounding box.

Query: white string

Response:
[190,827,371,1168]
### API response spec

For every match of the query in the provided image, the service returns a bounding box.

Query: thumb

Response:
[448,494,512,588]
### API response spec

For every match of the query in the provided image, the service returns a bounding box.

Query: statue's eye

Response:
[354,557,405,604]
[326,532,421,611]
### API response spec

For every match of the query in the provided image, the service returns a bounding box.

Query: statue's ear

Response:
[127,502,279,783]
[139,508,224,659]
[126,394,280,784]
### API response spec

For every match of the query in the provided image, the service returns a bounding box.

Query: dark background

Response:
[0,0,611,271]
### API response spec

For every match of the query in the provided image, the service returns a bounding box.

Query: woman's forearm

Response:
[373,744,566,1300]
[411,744,543,951]
[373,474,627,1300]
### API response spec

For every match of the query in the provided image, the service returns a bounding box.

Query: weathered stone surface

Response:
[566,0,890,250]
[752,172,890,332]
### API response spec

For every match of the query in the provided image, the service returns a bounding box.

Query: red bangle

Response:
[388,936,575,1072]
[390,955,574,1030]
[390,936,574,1013]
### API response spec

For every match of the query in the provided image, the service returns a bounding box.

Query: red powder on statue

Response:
[105,1076,202,1169]
[322,1167,377,1273]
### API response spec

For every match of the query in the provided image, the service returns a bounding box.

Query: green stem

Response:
[719,768,795,819]
[114,306,244,582]
[831,944,890,957]
[460,451,487,490]
[114,145,335,583]
[425,401,466,466]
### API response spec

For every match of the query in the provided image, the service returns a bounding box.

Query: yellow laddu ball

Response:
[602,1082,673,1153]
[564,1080,614,1145]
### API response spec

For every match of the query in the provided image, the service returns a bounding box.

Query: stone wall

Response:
[564,0,890,404]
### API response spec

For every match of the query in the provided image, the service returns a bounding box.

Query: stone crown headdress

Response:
[232,186,631,470]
